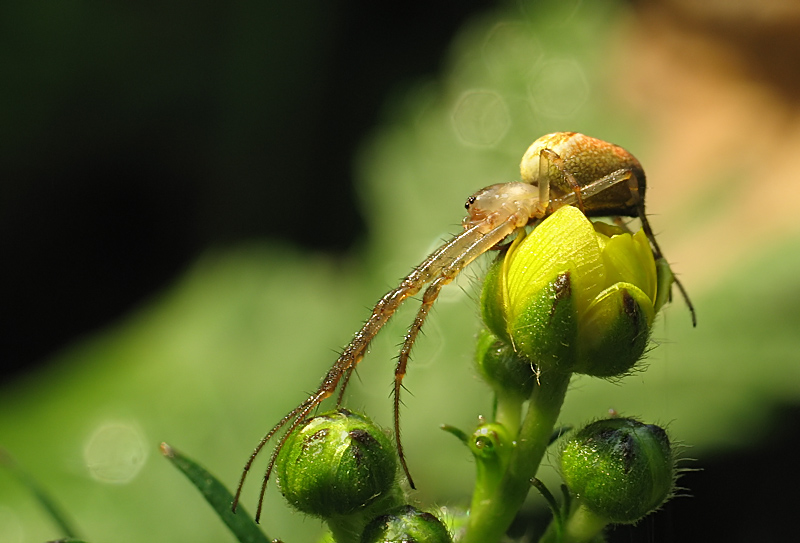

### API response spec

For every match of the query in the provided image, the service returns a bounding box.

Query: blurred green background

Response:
[3,0,800,541]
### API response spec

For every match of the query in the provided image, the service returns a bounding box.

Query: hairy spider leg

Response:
[546,167,637,213]
[234,221,499,521]
[336,366,355,406]
[633,209,697,327]
[540,148,586,211]
[392,217,525,489]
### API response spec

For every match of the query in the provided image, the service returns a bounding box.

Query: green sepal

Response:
[508,271,579,373]
[480,252,512,345]
[475,329,536,401]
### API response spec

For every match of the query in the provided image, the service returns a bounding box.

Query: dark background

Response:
[1,0,495,380]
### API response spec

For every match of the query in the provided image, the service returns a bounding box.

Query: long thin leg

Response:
[392,218,523,489]
[538,147,552,206]
[336,366,355,406]
[393,276,446,490]
[540,148,586,211]
[549,168,634,211]
[232,377,337,520]
[636,207,697,327]
[234,220,517,519]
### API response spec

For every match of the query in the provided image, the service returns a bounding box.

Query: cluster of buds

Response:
[464,205,677,541]
[272,206,679,542]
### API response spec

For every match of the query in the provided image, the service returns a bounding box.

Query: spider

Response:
[232,132,696,522]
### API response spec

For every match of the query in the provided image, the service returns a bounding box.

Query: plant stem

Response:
[494,393,523,435]
[326,485,405,543]
[327,513,366,543]
[461,370,572,543]
[539,501,608,543]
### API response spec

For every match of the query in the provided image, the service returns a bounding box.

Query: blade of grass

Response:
[0,447,80,538]
[160,442,271,543]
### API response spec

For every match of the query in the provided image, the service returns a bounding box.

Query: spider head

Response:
[463,182,540,230]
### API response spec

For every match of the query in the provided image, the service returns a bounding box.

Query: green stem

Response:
[540,501,608,543]
[461,370,572,543]
[563,503,608,542]
[494,393,523,435]
[327,513,367,543]
[326,485,405,543]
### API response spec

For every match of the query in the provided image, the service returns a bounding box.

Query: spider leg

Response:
[336,366,355,406]
[610,174,697,327]
[636,207,697,327]
[537,147,552,207]
[392,218,523,489]
[233,367,342,520]
[235,222,507,518]
[394,276,446,490]
[540,148,586,211]
[549,168,634,210]
[326,222,490,405]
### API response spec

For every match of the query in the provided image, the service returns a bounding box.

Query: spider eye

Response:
[465,196,476,209]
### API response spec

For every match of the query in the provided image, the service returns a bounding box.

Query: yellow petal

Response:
[505,206,605,322]
[601,229,657,305]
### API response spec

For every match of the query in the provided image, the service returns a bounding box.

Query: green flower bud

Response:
[480,205,666,377]
[475,329,536,401]
[470,421,513,463]
[469,421,514,494]
[361,505,453,543]
[560,418,675,524]
[275,409,398,518]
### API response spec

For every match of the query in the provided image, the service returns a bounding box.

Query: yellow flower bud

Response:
[480,205,666,377]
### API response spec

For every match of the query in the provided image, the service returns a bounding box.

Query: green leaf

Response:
[0,448,80,539]
[160,443,270,543]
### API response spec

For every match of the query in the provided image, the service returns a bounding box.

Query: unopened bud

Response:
[560,418,675,524]
[275,409,398,518]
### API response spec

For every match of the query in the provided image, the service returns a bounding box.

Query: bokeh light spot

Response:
[528,59,590,118]
[481,22,542,79]
[84,421,148,484]
[452,90,511,148]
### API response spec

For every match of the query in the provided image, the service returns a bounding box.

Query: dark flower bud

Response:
[560,418,675,524]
